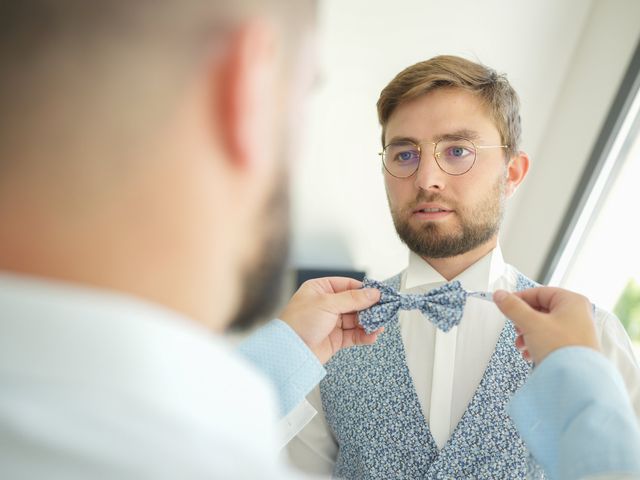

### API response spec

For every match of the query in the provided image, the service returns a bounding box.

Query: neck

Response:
[0,175,233,333]
[420,236,498,281]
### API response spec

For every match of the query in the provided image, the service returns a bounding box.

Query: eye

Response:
[442,144,474,161]
[384,142,420,165]
[448,146,471,157]
[396,150,419,163]
[451,146,467,157]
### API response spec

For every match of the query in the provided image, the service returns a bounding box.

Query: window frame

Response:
[539,39,640,285]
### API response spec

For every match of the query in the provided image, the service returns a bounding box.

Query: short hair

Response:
[0,0,313,163]
[376,55,522,157]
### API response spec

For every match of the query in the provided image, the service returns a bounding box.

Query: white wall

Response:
[290,0,639,279]
[501,0,640,279]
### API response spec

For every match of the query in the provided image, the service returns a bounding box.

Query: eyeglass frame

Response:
[379,136,509,177]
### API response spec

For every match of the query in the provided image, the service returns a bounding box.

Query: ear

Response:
[504,151,530,198]
[216,20,278,172]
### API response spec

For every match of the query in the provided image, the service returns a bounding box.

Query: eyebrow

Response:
[434,129,482,142]
[386,129,482,145]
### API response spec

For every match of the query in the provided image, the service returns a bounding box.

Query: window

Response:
[541,40,640,358]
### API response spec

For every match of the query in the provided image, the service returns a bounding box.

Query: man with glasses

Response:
[286,55,640,479]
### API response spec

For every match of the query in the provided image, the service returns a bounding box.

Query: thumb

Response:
[493,290,541,332]
[324,288,380,315]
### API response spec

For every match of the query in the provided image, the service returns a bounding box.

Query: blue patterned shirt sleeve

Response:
[237,319,326,416]
[508,346,640,480]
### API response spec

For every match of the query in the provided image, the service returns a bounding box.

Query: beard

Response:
[390,176,506,259]
[228,171,290,331]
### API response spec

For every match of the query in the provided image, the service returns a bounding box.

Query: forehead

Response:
[385,88,500,144]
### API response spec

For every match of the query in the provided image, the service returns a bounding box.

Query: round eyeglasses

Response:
[379,137,508,177]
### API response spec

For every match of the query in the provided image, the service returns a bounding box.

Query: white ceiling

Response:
[290,0,600,278]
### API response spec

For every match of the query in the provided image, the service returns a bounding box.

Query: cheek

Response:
[456,172,504,208]
[384,176,413,202]
[446,179,480,210]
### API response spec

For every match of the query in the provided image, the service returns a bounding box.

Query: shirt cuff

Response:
[276,399,318,450]
[237,319,326,416]
[508,346,640,480]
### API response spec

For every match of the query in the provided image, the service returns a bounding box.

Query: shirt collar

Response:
[0,272,269,423]
[404,243,507,292]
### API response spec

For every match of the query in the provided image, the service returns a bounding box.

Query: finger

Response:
[514,335,531,362]
[493,290,542,332]
[342,327,384,348]
[323,287,380,315]
[513,287,570,312]
[355,330,381,346]
[310,276,364,294]
[340,312,359,329]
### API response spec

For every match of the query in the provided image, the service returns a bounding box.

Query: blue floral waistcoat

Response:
[319,272,545,479]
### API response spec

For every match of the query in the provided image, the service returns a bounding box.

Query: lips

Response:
[412,203,453,214]
[416,207,450,213]
[409,202,454,221]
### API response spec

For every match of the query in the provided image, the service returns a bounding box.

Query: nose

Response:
[414,148,446,191]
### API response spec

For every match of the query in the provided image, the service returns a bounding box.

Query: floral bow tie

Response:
[358,277,493,334]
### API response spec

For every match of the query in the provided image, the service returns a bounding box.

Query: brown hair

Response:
[377,55,521,156]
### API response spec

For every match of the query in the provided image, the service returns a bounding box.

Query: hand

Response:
[493,287,600,365]
[279,277,382,364]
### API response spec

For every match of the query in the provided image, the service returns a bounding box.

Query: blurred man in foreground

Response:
[0,1,381,478]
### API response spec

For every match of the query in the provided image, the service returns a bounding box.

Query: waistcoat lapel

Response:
[424,319,535,478]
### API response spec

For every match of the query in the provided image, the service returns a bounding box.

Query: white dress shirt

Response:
[285,246,640,474]
[0,272,312,479]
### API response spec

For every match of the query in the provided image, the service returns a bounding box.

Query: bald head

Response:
[0,0,317,331]
[0,0,314,169]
